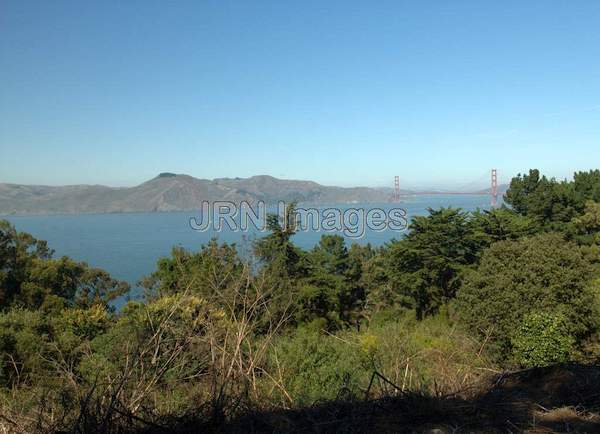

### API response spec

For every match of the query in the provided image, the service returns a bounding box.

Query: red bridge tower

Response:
[491,168,498,207]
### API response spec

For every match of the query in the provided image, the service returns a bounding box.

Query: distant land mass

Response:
[0,173,508,215]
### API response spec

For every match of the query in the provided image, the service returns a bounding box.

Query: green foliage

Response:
[511,311,575,368]
[0,304,112,390]
[0,220,128,311]
[0,308,48,388]
[5,169,600,431]
[270,328,372,405]
[571,201,600,244]
[504,169,600,228]
[456,233,599,359]
[295,235,370,329]
[504,169,577,225]
[573,169,600,203]
[362,248,410,315]
[59,304,111,339]
[0,219,52,308]
[386,208,481,319]
[250,205,375,330]
[366,313,493,392]
[142,238,243,298]
[253,202,303,282]
[86,293,217,385]
[504,169,544,216]
[269,313,494,407]
[471,207,539,243]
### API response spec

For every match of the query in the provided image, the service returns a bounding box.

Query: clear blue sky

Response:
[1,1,599,190]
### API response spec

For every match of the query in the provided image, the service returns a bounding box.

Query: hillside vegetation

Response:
[1,169,600,433]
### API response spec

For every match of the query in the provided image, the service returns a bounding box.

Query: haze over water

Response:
[4,195,493,302]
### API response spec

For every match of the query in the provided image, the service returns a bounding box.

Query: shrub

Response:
[456,233,599,360]
[269,328,372,406]
[511,311,575,367]
[367,313,493,394]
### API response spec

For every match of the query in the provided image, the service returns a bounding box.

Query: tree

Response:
[296,235,370,330]
[0,220,128,311]
[0,220,52,308]
[344,243,374,325]
[573,170,600,203]
[253,202,303,281]
[296,235,347,329]
[456,233,599,359]
[387,208,480,319]
[504,169,600,227]
[142,239,243,298]
[571,201,600,242]
[503,169,580,224]
[569,201,600,267]
[503,169,544,216]
[471,208,538,243]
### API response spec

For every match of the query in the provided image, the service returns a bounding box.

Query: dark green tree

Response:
[456,232,599,359]
[386,208,480,319]
[0,220,127,311]
[0,220,52,308]
[571,201,600,241]
[471,207,539,243]
[573,170,600,203]
[503,169,544,216]
[297,235,354,329]
[253,202,303,281]
[142,239,243,298]
[503,169,600,227]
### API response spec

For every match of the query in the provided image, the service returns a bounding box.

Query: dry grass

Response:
[210,364,600,434]
[2,355,599,433]
[532,407,600,433]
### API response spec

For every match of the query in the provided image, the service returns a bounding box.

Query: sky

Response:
[1,1,599,190]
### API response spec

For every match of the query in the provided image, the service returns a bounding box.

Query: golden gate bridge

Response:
[394,169,498,206]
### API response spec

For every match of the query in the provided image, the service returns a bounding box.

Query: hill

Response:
[475,183,509,195]
[0,174,402,215]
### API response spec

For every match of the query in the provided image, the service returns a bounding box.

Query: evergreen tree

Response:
[456,233,599,359]
[386,208,480,319]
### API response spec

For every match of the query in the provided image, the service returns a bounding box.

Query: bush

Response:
[456,233,599,361]
[367,313,493,394]
[269,328,372,406]
[511,311,575,367]
[267,313,495,407]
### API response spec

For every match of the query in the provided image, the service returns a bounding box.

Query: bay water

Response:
[3,195,493,302]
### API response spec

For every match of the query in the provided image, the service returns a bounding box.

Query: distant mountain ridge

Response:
[0,174,506,215]
[0,174,397,215]
[474,184,509,195]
